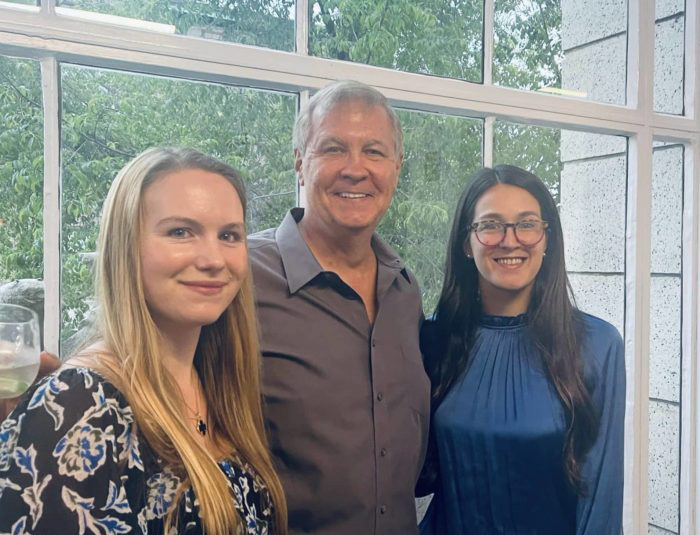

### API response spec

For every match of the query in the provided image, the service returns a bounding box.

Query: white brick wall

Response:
[560,0,686,530]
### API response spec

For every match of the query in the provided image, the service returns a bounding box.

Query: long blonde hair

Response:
[90,147,287,534]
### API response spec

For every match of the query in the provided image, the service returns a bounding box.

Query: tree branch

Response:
[0,70,42,110]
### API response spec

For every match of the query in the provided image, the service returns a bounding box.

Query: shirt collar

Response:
[275,208,409,294]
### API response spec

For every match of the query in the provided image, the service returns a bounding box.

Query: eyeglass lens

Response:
[475,221,545,246]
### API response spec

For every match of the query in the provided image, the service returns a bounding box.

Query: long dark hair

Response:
[429,164,599,493]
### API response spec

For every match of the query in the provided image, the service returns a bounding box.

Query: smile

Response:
[495,257,525,265]
[336,192,370,199]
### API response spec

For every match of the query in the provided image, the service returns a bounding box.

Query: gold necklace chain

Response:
[181,370,208,436]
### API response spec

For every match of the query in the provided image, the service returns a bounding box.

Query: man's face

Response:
[296,100,401,236]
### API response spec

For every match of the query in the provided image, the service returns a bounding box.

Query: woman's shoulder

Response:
[578,312,624,348]
[577,312,625,387]
[4,366,132,440]
[30,366,125,406]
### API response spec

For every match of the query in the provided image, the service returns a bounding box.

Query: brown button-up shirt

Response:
[249,208,430,535]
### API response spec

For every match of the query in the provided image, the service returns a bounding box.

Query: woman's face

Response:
[139,169,248,335]
[466,184,547,310]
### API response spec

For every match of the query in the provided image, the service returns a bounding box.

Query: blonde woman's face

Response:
[139,169,248,335]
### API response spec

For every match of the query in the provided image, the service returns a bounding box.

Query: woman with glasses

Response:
[417,165,625,535]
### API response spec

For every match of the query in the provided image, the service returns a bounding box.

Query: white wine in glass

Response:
[0,303,41,399]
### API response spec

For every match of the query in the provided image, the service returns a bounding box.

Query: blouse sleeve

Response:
[0,368,144,535]
[576,320,626,535]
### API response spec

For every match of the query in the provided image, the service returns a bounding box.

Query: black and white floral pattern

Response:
[0,368,273,534]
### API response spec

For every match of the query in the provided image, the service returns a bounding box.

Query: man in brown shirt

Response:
[249,80,430,535]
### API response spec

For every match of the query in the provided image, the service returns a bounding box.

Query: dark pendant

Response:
[196,419,207,436]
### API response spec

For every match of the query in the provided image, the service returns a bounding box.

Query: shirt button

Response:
[380,448,387,457]
[376,392,384,401]
[380,505,387,514]
[371,339,376,347]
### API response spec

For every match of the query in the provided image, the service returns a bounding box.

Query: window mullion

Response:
[483,116,494,168]
[295,0,309,56]
[483,0,494,87]
[625,129,653,535]
[41,0,56,15]
[680,135,699,535]
[40,56,61,356]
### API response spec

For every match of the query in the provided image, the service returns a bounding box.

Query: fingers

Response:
[38,351,61,376]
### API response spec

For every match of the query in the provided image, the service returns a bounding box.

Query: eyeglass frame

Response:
[469,218,549,247]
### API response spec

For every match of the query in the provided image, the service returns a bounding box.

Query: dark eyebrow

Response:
[476,210,541,220]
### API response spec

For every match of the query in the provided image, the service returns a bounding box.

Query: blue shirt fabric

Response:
[419,313,625,535]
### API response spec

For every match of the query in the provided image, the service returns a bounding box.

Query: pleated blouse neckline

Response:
[478,313,528,329]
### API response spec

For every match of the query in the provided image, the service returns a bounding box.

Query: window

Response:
[654,0,685,114]
[55,0,295,50]
[495,0,628,104]
[648,142,684,534]
[0,55,43,283]
[310,0,484,82]
[381,110,482,313]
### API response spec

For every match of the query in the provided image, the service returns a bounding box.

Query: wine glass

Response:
[0,303,41,399]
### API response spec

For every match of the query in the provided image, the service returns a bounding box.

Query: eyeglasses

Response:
[470,219,548,247]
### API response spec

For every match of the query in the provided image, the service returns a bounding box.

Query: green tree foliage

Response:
[493,0,563,195]
[381,111,482,313]
[0,57,43,282]
[494,0,562,91]
[310,0,483,81]
[1,0,565,343]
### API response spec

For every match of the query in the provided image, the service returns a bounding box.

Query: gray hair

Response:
[292,80,404,158]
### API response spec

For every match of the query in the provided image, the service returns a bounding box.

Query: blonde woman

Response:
[0,148,287,534]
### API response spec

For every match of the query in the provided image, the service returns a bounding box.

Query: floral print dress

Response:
[0,368,274,534]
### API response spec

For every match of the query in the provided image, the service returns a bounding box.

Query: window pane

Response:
[495,122,628,335]
[494,0,628,105]
[380,111,482,314]
[55,0,295,51]
[648,143,684,533]
[0,55,43,283]
[654,0,685,114]
[309,1,483,83]
[60,65,296,351]
[493,122,562,200]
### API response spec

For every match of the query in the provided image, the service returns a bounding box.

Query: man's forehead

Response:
[312,98,390,125]
[307,99,396,148]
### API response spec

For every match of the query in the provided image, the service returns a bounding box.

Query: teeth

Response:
[496,258,524,265]
[338,192,368,198]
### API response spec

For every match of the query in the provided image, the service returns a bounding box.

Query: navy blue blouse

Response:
[419,313,625,535]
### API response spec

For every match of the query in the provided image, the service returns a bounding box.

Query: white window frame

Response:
[0,0,699,532]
